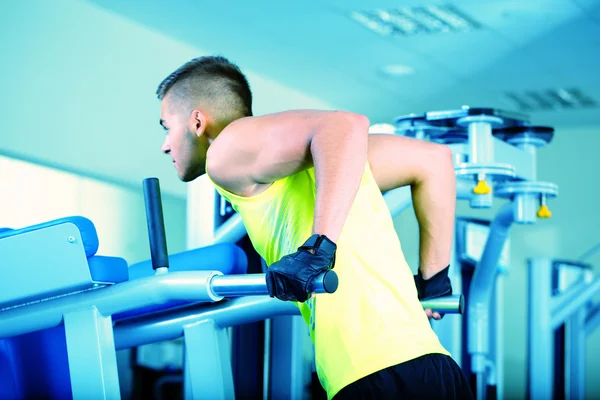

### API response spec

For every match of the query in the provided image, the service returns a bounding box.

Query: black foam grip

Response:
[143,178,169,270]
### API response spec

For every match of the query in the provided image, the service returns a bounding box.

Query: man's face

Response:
[160,96,207,182]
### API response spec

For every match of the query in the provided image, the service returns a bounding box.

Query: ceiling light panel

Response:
[504,88,598,111]
[351,4,481,37]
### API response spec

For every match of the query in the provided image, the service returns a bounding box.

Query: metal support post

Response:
[183,319,234,400]
[527,258,554,400]
[63,307,121,400]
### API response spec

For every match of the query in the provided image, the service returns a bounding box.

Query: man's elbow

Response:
[428,143,455,177]
[347,112,370,134]
[333,112,370,145]
[324,111,367,131]
[437,143,454,165]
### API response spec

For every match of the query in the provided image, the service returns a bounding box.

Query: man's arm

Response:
[206,110,370,242]
[368,134,456,279]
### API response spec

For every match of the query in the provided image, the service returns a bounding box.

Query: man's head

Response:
[156,56,252,181]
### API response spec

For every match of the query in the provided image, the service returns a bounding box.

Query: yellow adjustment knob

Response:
[473,180,492,195]
[537,205,552,218]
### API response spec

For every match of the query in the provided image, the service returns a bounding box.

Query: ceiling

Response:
[89,0,600,127]
[2,0,599,199]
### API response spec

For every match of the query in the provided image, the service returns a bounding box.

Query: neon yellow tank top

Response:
[208,163,449,398]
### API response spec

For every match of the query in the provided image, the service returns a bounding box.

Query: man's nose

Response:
[161,137,170,154]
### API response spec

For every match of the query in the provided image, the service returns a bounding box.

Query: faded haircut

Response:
[156,56,253,120]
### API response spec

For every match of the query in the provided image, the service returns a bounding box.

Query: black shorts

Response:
[334,353,474,400]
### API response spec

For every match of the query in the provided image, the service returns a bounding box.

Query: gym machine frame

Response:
[527,257,600,400]
[390,106,559,400]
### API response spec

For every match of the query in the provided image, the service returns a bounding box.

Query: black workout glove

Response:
[266,234,336,302]
[414,265,453,301]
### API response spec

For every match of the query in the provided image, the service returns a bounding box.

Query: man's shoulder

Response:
[219,109,334,137]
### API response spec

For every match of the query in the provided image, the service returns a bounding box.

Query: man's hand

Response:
[414,265,453,321]
[266,234,336,302]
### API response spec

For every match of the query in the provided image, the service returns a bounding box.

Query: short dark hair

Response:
[156,56,253,118]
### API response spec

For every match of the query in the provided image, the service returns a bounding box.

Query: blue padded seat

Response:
[0,339,19,399]
[0,326,71,400]
[0,216,128,284]
[87,256,129,284]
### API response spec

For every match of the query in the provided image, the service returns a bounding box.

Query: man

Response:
[156,56,473,399]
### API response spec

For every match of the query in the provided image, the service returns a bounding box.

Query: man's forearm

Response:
[411,151,456,279]
[311,113,369,242]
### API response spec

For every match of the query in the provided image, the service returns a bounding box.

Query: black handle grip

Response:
[143,178,169,270]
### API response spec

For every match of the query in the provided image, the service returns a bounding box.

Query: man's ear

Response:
[190,110,207,138]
